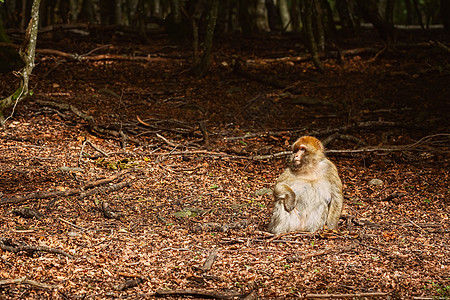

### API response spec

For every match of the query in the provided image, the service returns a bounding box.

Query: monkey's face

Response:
[290,143,309,170]
[289,136,324,171]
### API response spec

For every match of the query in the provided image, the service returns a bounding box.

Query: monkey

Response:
[268,136,343,234]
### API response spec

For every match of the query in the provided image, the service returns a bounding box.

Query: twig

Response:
[58,217,88,231]
[0,277,61,290]
[78,138,88,165]
[85,139,109,156]
[155,289,246,299]
[409,220,427,233]
[306,292,390,298]
[156,133,179,147]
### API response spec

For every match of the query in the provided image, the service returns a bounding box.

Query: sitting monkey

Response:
[268,136,343,234]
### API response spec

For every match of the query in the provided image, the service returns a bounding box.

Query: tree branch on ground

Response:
[1,170,133,205]
[155,288,248,299]
[0,277,61,290]
[0,239,73,258]
[35,99,138,144]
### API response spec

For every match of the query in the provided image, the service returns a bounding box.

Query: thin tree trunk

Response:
[302,0,323,71]
[336,0,355,34]
[320,0,337,36]
[313,0,325,51]
[291,0,301,32]
[412,0,424,29]
[115,0,122,25]
[0,0,41,125]
[355,0,395,42]
[255,0,270,32]
[385,0,395,24]
[278,0,292,32]
[193,0,219,78]
[442,0,450,31]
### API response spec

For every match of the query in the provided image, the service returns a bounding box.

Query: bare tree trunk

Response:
[302,0,323,71]
[255,0,270,32]
[355,0,395,42]
[320,0,337,36]
[192,0,219,78]
[442,0,450,31]
[291,0,301,32]
[385,0,395,24]
[0,0,41,125]
[336,0,356,35]
[412,0,425,29]
[313,0,325,51]
[128,0,139,26]
[115,0,122,25]
[278,0,292,31]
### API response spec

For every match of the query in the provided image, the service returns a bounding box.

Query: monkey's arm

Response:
[325,164,343,229]
[274,182,296,212]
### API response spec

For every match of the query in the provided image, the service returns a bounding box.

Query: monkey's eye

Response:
[297,145,307,152]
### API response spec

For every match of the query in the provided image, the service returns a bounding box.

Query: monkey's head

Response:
[290,136,325,171]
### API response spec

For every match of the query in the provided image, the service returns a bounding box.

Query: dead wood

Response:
[0,277,61,290]
[197,249,218,272]
[83,169,132,189]
[156,133,179,147]
[12,207,43,220]
[380,192,406,201]
[429,40,450,53]
[0,42,172,63]
[35,99,139,144]
[100,201,122,220]
[234,68,286,89]
[224,120,404,142]
[136,115,197,135]
[117,277,143,291]
[155,288,246,299]
[1,169,132,205]
[199,121,211,147]
[305,292,390,298]
[0,239,73,258]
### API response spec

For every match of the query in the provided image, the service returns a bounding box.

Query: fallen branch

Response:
[156,133,179,147]
[83,168,132,189]
[35,99,139,143]
[306,292,390,298]
[1,169,132,205]
[0,239,73,258]
[155,289,246,299]
[0,42,172,62]
[0,277,61,290]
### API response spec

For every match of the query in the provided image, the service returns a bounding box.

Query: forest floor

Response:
[0,28,449,299]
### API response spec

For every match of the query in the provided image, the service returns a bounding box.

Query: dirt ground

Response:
[0,29,449,299]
